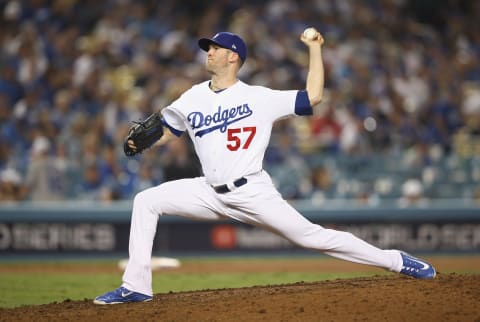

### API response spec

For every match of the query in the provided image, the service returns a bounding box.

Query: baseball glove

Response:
[123,112,164,156]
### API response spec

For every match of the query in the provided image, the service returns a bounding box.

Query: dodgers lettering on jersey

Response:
[161,80,311,185]
[188,104,253,137]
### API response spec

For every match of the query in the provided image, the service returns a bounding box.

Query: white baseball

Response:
[303,27,317,40]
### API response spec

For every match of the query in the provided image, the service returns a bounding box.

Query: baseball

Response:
[303,27,318,40]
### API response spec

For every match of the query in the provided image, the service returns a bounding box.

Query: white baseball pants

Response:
[122,171,403,296]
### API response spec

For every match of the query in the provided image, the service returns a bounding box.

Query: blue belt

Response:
[212,177,248,194]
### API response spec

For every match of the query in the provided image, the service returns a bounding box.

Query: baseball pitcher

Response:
[94,29,436,305]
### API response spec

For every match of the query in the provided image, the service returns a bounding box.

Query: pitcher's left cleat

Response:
[399,252,436,279]
[93,287,152,305]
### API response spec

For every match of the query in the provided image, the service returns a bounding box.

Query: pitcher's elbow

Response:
[309,94,323,107]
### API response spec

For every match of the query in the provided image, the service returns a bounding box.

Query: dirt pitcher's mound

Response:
[0,273,478,322]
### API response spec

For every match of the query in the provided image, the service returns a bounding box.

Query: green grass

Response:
[1,255,478,309]
[0,273,119,308]
[0,267,376,308]
[0,272,376,308]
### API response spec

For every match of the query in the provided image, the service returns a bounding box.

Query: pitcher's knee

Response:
[133,189,149,205]
[133,188,161,214]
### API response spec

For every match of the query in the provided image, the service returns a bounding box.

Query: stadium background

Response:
[0,0,479,256]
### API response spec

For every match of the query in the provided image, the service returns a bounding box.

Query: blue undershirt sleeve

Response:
[162,118,184,137]
[294,90,313,116]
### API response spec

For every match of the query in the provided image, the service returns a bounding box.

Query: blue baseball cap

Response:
[198,32,247,63]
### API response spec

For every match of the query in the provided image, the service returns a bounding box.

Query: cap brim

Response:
[198,38,223,52]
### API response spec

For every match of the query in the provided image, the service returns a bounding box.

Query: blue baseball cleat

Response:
[93,287,152,305]
[399,252,436,279]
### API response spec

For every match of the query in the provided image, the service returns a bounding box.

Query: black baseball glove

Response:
[123,112,164,156]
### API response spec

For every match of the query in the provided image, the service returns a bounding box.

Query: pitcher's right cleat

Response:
[399,252,436,279]
[93,287,152,305]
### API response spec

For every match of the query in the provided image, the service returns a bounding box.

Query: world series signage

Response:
[1,221,479,254]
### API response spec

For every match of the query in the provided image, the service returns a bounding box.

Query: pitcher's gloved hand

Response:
[123,113,164,156]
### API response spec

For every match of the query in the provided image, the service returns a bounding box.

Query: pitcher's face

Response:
[205,44,234,75]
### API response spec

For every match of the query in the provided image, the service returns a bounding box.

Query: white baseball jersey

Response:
[161,80,312,185]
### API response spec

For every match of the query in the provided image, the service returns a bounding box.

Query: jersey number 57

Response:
[226,127,256,151]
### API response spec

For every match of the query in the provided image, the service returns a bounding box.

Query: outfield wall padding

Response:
[1,201,479,254]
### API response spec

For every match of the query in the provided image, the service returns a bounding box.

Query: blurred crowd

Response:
[0,0,479,205]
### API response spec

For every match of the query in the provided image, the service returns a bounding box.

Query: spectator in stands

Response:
[0,167,23,201]
[161,136,201,182]
[397,178,429,208]
[77,161,104,201]
[0,64,23,106]
[307,165,336,204]
[131,163,160,196]
[265,120,311,200]
[472,187,480,204]
[309,102,342,153]
[24,135,68,201]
